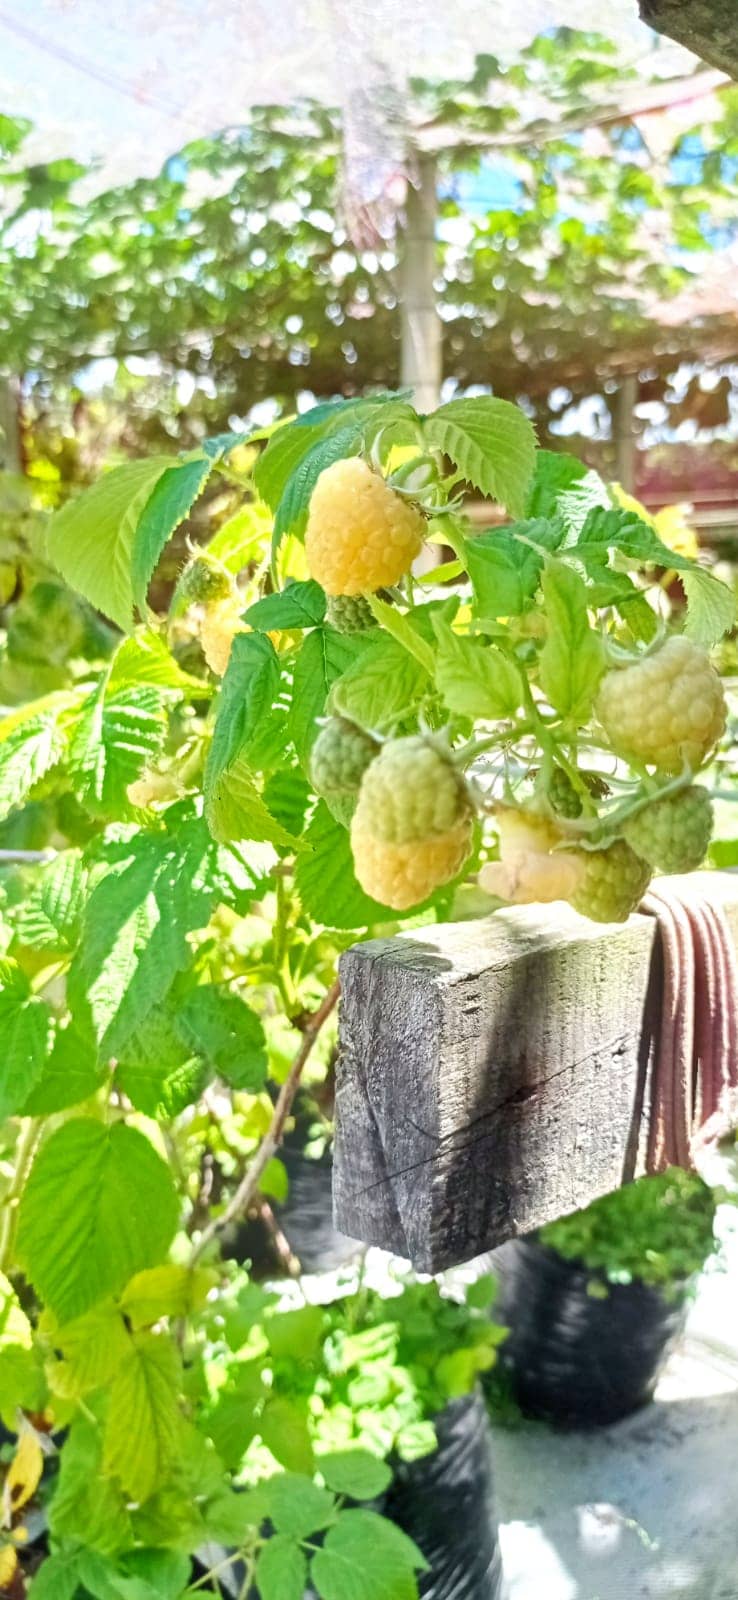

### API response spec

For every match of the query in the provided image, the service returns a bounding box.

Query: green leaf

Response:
[26,1549,87,1600]
[538,560,605,723]
[263,1472,335,1538]
[260,1397,315,1475]
[577,506,735,645]
[265,1304,325,1364]
[424,397,536,519]
[465,518,562,618]
[0,958,53,1117]
[203,633,298,848]
[330,634,428,732]
[295,803,391,929]
[246,579,327,631]
[49,1418,131,1556]
[178,983,267,1090]
[52,1300,130,1396]
[47,457,174,631]
[112,1549,192,1600]
[205,501,272,574]
[525,450,587,519]
[366,596,435,675]
[16,1119,179,1324]
[288,628,366,766]
[311,1510,426,1600]
[68,676,169,819]
[116,1010,206,1119]
[15,849,86,953]
[108,630,206,694]
[318,1449,393,1501]
[68,817,218,1054]
[205,753,299,849]
[0,707,68,819]
[119,1264,214,1330]
[682,568,737,648]
[255,1535,307,1600]
[131,452,214,617]
[273,426,361,553]
[203,1361,265,1468]
[22,1021,105,1115]
[103,1331,182,1501]
[432,618,521,719]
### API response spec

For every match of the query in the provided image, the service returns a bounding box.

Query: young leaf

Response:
[318,1449,393,1501]
[424,397,536,519]
[131,451,215,618]
[329,633,428,732]
[68,677,169,819]
[103,1331,182,1501]
[525,449,588,519]
[108,630,206,693]
[205,754,299,849]
[366,596,435,676]
[177,984,267,1091]
[682,568,737,649]
[432,618,521,720]
[205,500,272,573]
[288,628,366,766]
[47,456,173,631]
[119,1264,214,1330]
[295,803,391,929]
[0,706,68,820]
[465,519,562,618]
[0,959,54,1117]
[311,1510,426,1600]
[255,1535,307,1600]
[246,579,326,632]
[262,1472,336,1538]
[51,1301,130,1397]
[15,849,86,953]
[16,1119,179,1325]
[538,560,605,723]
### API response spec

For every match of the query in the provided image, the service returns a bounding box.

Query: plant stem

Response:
[189,977,341,1264]
[0,1119,41,1273]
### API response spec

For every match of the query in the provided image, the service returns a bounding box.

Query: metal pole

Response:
[400,154,442,414]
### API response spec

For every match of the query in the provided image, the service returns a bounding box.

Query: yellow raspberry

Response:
[596,636,726,774]
[351,820,473,911]
[199,596,245,676]
[305,457,425,595]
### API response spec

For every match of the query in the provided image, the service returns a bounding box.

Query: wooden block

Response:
[639,0,738,79]
[333,872,738,1272]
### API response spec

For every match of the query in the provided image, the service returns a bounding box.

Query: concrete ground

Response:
[492,1209,738,1600]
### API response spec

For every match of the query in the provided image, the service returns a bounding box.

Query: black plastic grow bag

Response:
[492,1236,687,1427]
[386,1390,504,1600]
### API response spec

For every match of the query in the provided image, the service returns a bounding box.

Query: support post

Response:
[400,155,442,414]
[0,378,22,474]
[639,0,738,79]
[613,374,639,494]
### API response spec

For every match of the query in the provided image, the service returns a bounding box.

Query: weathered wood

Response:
[333,872,738,1271]
[639,0,738,80]
[400,154,441,416]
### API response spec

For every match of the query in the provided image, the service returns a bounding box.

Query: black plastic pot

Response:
[492,1236,687,1427]
[386,1390,504,1600]
[227,1143,361,1277]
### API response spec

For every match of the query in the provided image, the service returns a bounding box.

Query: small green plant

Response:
[539,1169,718,1289]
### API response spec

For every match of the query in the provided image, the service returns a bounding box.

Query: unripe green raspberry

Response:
[549,766,582,819]
[310,717,379,826]
[176,554,233,608]
[326,594,377,634]
[305,457,425,595]
[596,636,726,774]
[352,736,470,845]
[567,839,651,924]
[623,785,713,874]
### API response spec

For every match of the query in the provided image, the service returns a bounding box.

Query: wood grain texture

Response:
[334,873,738,1271]
[639,0,738,78]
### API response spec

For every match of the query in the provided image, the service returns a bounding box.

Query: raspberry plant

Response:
[0,391,734,1592]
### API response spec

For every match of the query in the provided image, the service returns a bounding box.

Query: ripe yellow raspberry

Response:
[199,596,245,676]
[567,839,651,923]
[596,636,726,774]
[305,457,425,595]
[351,822,472,911]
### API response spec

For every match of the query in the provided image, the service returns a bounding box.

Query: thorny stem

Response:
[0,1119,41,1273]
[189,978,341,1265]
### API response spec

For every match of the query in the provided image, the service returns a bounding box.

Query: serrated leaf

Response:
[116,1007,206,1117]
[16,1119,179,1325]
[432,617,521,719]
[111,1548,192,1600]
[465,518,563,618]
[103,1332,182,1501]
[68,817,218,1054]
[424,397,536,518]
[0,958,53,1117]
[205,753,298,849]
[48,1419,131,1556]
[255,1535,307,1600]
[577,506,735,645]
[330,634,428,732]
[203,1361,265,1468]
[682,568,736,648]
[15,849,86,953]
[525,450,588,519]
[47,457,173,631]
[246,579,326,631]
[556,470,611,537]
[0,707,67,819]
[538,560,604,723]
[263,1472,335,1537]
[119,1264,215,1330]
[51,1301,130,1397]
[109,630,205,693]
[254,397,394,514]
[289,629,369,765]
[311,1510,426,1600]
[178,983,267,1090]
[206,631,280,776]
[22,1021,104,1115]
[318,1449,393,1501]
[295,803,391,929]
[68,675,169,819]
[273,425,361,553]
[260,1397,315,1475]
[366,597,435,675]
[131,452,214,617]
[205,501,272,574]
